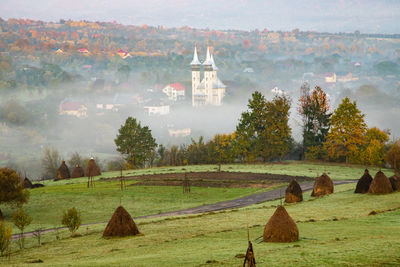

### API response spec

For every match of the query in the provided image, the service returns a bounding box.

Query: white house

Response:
[144,105,170,116]
[162,83,185,101]
[168,128,191,138]
[59,102,88,118]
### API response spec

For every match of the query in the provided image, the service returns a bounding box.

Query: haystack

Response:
[0,209,3,220]
[285,179,303,203]
[389,175,400,191]
[71,164,85,178]
[23,177,33,189]
[354,169,373,193]
[263,205,299,243]
[368,171,393,194]
[56,161,70,180]
[85,158,101,177]
[311,173,334,197]
[103,206,140,237]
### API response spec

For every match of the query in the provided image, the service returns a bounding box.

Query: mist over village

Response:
[0,1,400,266]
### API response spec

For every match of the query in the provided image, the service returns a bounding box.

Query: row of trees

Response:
[115,87,399,171]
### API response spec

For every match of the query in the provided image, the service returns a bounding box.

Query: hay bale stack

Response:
[368,171,393,194]
[285,179,303,203]
[0,209,3,220]
[56,161,70,180]
[389,175,400,191]
[311,173,334,197]
[263,205,299,243]
[103,206,140,237]
[71,164,85,178]
[23,177,33,189]
[85,158,101,177]
[354,169,373,193]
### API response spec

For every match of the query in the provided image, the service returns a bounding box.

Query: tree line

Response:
[115,86,400,173]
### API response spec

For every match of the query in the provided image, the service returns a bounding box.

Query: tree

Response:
[114,117,157,168]
[298,85,331,159]
[262,93,293,161]
[0,168,29,217]
[61,207,81,237]
[187,137,208,165]
[12,208,32,248]
[236,91,268,162]
[0,221,12,257]
[358,127,389,166]
[41,147,60,179]
[386,140,400,173]
[208,133,237,171]
[324,97,367,163]
[68,152,84,169]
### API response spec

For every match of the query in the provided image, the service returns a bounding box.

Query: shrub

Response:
[12,208,32,248]
[0,221,12,257]
[61,207,81,236]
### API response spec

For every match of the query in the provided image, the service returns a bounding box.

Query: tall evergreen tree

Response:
[324,97,367,163]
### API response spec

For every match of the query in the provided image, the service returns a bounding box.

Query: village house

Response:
[168,128,191,138]
[116,49,132,59]
[162,83,185,101]
[59,101,88,118]
[144,104,170,116]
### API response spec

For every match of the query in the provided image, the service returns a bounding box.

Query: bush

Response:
[61,207,81,236]
[0,221,12,257]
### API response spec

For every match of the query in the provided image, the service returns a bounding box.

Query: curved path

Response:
[13,180,356,239]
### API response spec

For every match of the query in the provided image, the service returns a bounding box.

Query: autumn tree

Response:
[114,117,157,168]
[298,85,331,159]
[386,140,400,173]
[12,208,32,248]
[324,97,367,163]
[208,133,237,171]
[0,168,29,217]
[41,147,60,179]
[358,127,389,166]
[187,137,208,165]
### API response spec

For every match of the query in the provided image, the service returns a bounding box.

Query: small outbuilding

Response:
[103,206,140,237]
[354,169,373,193]
[285,180,303,203]
[23,177,33,189]
[368,171,393,194]
[263,205,299,243]
[311,173,334,197]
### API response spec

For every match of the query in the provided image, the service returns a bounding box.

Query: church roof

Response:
[202,46,213,66]
[212,78,226,89]
[190,46,201,65]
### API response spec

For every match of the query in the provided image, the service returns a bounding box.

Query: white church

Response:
[191,47,226,107]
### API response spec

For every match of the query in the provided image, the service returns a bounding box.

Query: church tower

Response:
[202,47,213,104]
[191,46,201,106]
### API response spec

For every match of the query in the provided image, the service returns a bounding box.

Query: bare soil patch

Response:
[103,171,314,188]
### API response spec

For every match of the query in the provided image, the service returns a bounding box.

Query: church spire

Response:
[210,54,218,70]
[190,46,201,65]
[203,46,213,65]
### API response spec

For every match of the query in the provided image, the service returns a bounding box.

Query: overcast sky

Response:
[1,0,399,34]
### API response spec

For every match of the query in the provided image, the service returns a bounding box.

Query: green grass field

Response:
[0,162,398,266]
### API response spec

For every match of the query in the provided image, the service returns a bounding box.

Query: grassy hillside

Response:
[2,184,400,266]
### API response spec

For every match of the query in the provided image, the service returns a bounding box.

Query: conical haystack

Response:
[85,158,101,177]
[354,169,373,193]
[57,160,70,180]
[389,175,400,191]
[368,171,393,194]
[311,173,334,197]
[285,179,303,203]
[71,164,85,178]
[23,177,33,189]
[103,206,140,237]
[263,205,299,243]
